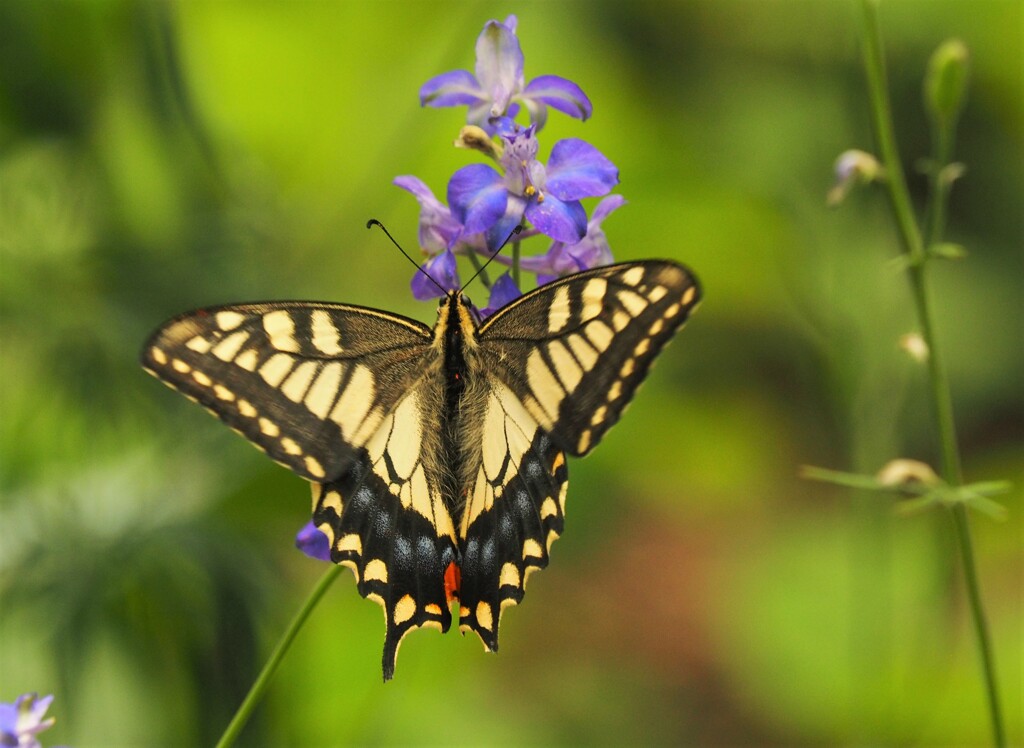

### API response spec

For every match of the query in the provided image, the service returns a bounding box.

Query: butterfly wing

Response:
[142,302,434,481]
[310,377,459,680]
[477,261,702,456]
[142,302,458,680]
[454,261,700,651]
[454,376,568,652]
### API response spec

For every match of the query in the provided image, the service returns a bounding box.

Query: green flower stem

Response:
[215,565,343,748]
[858,2,1004,745]
[467,251,492,289]
[924,122,955,252]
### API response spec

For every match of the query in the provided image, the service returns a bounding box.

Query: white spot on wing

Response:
[364,559,388,583]
[281,360,319,403]
[304,455,325,478]
[186,336,212,354]
[580,277,607,321]
[584,320,614,352]
[481,395,507,481]
[621,266,645,286]
[330,364,375,442]
[305,361,344,418]
[310,310,343,355]
[212,331,250,362]
[234,349,259,371]
[387,393,422,479]
[566,333,598,370]
[259,353,293,387]
[410,464,433,520]
[258,417,279,436]
[526,349,564,422]
[618,288,648,316]
[547,339,583,392]
[216,311,246,331]
[263,310,300,353]
[547,285,571,333]
[394,594,416,625]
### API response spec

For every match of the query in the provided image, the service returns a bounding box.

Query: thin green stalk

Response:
[857,2,1003,745]
[923,124,955,251]
[951,503,1005,746]
[467,250,492,289]
[858,0,924,264]
[215,565,343,748]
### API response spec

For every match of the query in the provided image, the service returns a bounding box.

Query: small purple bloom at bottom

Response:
[295,522,331,562]
[0,692,56,748]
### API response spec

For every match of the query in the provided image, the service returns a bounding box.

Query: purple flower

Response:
[394,176,465,300]
[412,249,461,301]
[0,693,56,748]
[479,272,522,317]
[522,195,624,284]
[394,176,463,253]
[448,124,618,248]
[420,15,591,133]
[295,521,331,562]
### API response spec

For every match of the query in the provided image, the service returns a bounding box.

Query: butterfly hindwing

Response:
[456,377,568,651]
[142,302,434,482]
[311,430,458,680]
[477,261,701,456]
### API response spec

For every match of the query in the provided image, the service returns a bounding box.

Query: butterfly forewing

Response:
[142,302,433,482]
[477,261,702,456]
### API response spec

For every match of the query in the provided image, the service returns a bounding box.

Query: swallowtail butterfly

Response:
[142,260,701,679]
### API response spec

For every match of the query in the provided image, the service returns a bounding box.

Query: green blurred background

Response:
[1,1,1020,745]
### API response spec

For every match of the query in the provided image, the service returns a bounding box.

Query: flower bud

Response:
[877,459,940,488]
[899,332,929,362]
[455,125,502,161]
[924,39,969,128]
[827,149,882,206]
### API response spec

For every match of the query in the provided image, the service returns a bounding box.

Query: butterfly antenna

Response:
[366,219,446,296]
[460,225,523,293]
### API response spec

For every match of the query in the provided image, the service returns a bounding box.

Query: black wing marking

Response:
[477,261,701,456]
[456,377,568,652]
[141,302,433,482]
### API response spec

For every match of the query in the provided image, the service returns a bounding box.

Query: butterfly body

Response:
[142,260,701,679]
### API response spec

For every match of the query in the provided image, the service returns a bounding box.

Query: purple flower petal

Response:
[394,175,463,252]
[1,692,57,746]
[522,74,593,120]
[590,193,626,222]
[420,69,485,108]
[484,194,527,251]
[521,194,624,282]
[295,522,331,562]
[545,138,619,200]
[447,163,508,234]
[480,273,522,317]
[474,18,524,116]
[489,115,519,138]
[519,97,549,132]
[412,248,460,300]
[525,194,587,243]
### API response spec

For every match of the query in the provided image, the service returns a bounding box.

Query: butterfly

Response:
[142,260,701,680]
